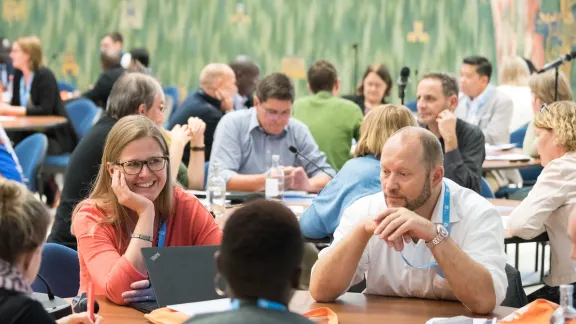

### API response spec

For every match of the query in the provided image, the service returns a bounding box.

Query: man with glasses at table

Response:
[208,72,334,193]
[310,127,508,314]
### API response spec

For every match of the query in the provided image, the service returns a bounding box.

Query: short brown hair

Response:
[422,72,459,97]
[255,72,295,103]
[535,101,576,152]
[529,70,573,104]
[356,64,393,97]
[103,31,123,44]
[15,36,43,71]
[307,60,337,93]
[355,104,417,158]
[0,179,51,264]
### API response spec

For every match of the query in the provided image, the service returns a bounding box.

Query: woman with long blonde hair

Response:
[497,56,533,132]
[72,115,221,305]
[300,104,417,239]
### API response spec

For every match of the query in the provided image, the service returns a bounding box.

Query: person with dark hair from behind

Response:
[293,60,363,171]
[80,51,124,107]
[0,178,103,323]
[229,56,259,110]
[343,63,393,115]
[455,56,513,144]
[124,48,152,75]
[184,199,313,324]
[523,57,538,75]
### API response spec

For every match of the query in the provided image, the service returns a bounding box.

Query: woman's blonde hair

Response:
[0,179,50,264]
[535,100,576,152]
[15,36,43,71]
[499,56,530,86]
[529,70,573,104]
[72,115,173,249]
[355,104,417,158]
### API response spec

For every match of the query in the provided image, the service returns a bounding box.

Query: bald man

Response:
[168,63,238,162]
[310,127,507,314]
[229,56,260,110]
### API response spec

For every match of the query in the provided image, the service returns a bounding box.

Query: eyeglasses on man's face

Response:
[114,156,168,175]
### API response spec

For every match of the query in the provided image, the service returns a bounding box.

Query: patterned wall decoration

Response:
[1,0,572,102]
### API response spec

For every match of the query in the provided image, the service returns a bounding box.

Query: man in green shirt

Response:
[293,60,363,171]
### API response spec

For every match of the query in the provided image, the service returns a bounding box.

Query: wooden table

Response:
[483,148,541,171]
[91,291,516,323]
[0,115,68,131]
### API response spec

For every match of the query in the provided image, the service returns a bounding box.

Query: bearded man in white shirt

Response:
[310,126,508,314]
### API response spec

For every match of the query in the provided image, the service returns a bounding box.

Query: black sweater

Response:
[10,67,78,153]
[0,288,56,324]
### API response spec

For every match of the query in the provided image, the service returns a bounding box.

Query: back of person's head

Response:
[199,63,235,90]
[15,36,43,71]
[307,60,338,94]
[219,199,303,300]
[462,56,492,81]
[355,104,417,158]
[106,72,163,119]
[421,72,459,97]
[75,115,172,248]
[356,63,393,97]
[228,56,260,97]
[255,72,295,103]
[529,70,573,104]
[0,179,50,281]
[129,48,150,67]
[499,56,530,86]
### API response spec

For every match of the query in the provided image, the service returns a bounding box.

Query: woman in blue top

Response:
[0,125,23,183]
[299,104,417,239]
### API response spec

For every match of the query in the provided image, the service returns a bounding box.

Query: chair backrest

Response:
[31,243,80,298]
[480,177,495,198]
[204,161,209,189]
[65,99,102,139]
[510,124,529,148]
[57,81,76,92]
[404,100,418,112]
[501,264,529,308]
[13,133,48,192]
[164,86,179,116]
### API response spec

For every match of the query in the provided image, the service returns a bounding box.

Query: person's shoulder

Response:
[173,187,205,209]
[218,108,252,129]
[339,156,381,177]
[492,87,514,105]
[447,178,496,219]
[541,153,576,181]
[456,118,484,141]
[0,289,55,324]
[333,96,363,111]
[35,66,56,77]
[345,191,384,215]
[71,199,110,232]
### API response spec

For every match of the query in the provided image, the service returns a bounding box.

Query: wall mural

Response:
[0,0,574,103]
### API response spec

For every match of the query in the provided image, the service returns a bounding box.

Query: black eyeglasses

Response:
[114,156,169,175]
[540,103,548,113]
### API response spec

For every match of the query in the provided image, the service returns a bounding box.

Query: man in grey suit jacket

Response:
[455,56,513,144]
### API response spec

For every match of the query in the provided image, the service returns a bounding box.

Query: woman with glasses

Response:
[507,100,576,305]
[71,115,222,305]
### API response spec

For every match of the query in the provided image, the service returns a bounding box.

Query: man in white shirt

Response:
[310,127,508,314]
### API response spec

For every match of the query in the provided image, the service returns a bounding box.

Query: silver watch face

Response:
[437,225,449,237]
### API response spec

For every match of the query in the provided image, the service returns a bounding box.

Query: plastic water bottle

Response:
[265,155,284,200]
[206,163,226,219]
[550,285,576,323]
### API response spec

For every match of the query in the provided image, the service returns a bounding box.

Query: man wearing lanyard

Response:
[310,127,508,314]
[455,56,513,145]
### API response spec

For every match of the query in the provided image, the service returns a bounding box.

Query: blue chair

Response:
[14,133,48,192]
[510,124,529,148]
[164,86,179,115]
[31,243,80,298]
[44,99,101,172]
[404,100,417,112]
[480,177,495,198]
[57,81,76,92]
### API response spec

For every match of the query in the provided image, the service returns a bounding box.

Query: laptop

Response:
[130,245,225,313]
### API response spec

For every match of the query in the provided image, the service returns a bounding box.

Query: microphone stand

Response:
[555,66,559,101]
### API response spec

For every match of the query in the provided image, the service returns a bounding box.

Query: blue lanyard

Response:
[19,72,34,108]
[400,182,450,278]
[157,222,167,248]
[230,298,287,311]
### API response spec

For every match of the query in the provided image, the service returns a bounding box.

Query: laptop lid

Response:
[141,245,225,307]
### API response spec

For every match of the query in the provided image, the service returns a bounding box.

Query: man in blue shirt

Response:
[169,63,237,163]
[209,72,334,192]
[0,125,23,183]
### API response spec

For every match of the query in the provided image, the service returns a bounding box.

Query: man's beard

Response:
[385,172,432,211]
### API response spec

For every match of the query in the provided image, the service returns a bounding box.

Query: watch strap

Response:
[131,233,153,243]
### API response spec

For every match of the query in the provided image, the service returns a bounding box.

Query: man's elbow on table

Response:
[309,270,345,303]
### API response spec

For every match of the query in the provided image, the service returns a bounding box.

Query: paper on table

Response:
[0,116,16,121]
[485,154,531,162]
[168,298,231,317]
[288,205,305,215]
[426,317,496,324]
[495,205,515,214]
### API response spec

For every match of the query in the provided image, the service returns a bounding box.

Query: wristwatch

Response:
[131,233,153,243]
[425,224,449,249]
